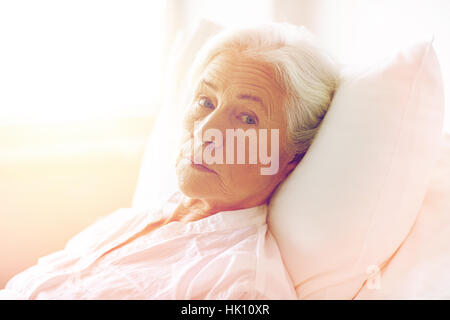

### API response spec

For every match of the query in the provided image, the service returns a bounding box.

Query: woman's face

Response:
[176,51,298,210]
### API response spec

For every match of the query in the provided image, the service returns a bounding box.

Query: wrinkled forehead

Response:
[196,50,286,99]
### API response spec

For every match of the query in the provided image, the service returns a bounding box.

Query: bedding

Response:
[1,192,296,299]
[268,40,445,299]
[355,134,450,299]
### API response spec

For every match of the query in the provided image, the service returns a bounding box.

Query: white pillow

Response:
[355,134,450,299]
[268,40,445,299]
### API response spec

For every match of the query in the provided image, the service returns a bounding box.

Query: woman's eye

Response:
[198,97,214,109]
[240,114,257,125]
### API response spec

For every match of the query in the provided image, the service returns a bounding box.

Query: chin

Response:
[177,177,217,200]
[176,165,218,199]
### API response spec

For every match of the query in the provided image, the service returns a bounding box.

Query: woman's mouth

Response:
[184,157,216,174]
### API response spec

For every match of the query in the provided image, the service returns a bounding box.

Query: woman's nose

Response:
[193,110,226,149]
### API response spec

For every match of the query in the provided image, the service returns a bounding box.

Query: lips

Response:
[184,156,216,174]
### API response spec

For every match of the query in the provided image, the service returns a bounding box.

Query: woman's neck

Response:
[167,194,267,224]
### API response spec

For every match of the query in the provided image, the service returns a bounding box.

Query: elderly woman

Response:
[1,23,338,300]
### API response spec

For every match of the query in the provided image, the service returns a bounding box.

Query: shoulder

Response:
[64,207,153,255]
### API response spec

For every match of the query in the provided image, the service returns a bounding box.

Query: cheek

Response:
[180,106,197,135]
[180,114,194,140]
[182,103,209,130]
[222,163,266,191]
[175,160,193,188]
[175,138,189,166]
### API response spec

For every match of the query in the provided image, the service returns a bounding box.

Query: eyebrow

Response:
[199,79,218,91]
[198,79,268,115]
[237,94,267,115]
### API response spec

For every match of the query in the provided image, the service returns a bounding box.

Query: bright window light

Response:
[0,0,165,124]
[185,0,272,28]
[312,0,450,133]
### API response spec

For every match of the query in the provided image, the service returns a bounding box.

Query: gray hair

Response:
[187,22,340,160]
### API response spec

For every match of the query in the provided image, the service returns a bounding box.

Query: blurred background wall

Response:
[1,0,449,288]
